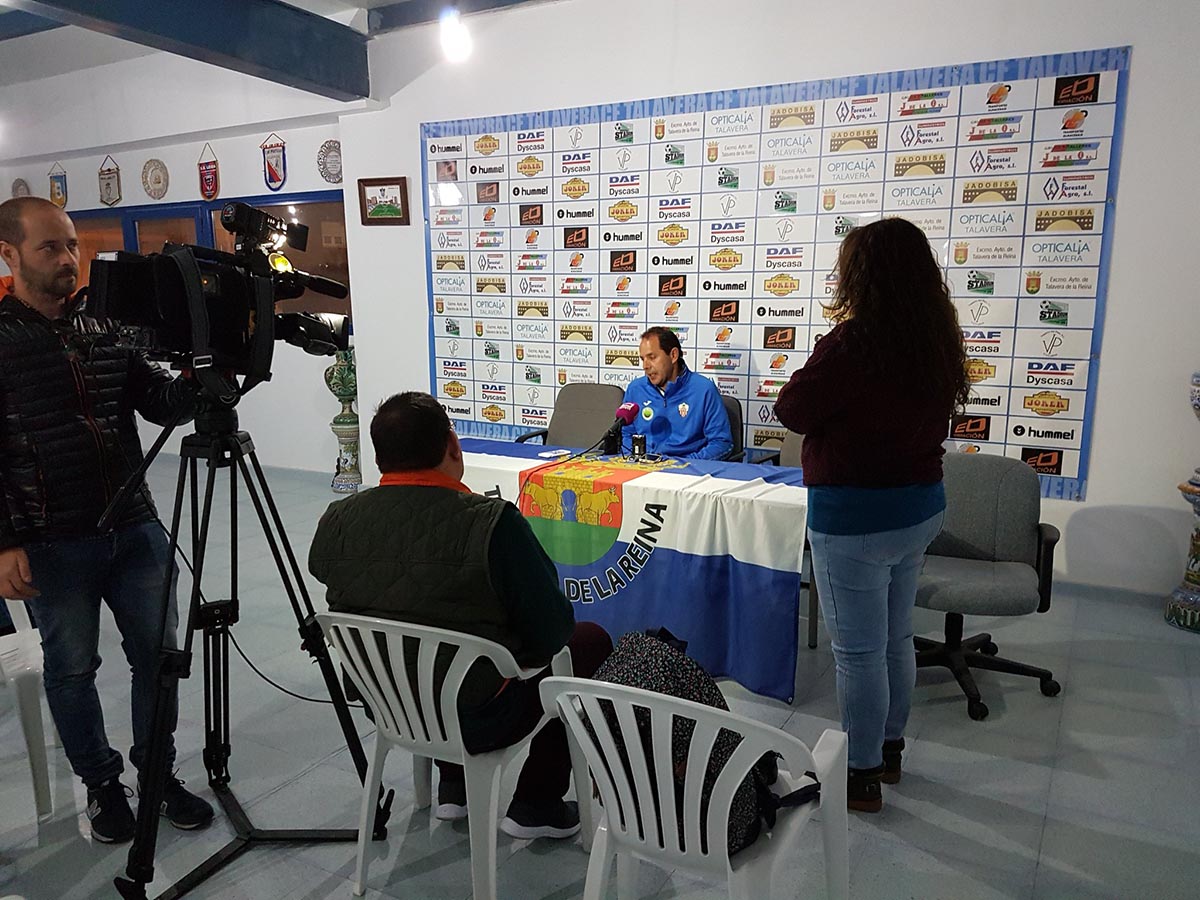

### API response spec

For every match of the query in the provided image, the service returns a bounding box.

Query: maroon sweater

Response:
[774,323,949,487]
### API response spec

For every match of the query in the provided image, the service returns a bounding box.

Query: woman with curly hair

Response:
[774,216,969,813]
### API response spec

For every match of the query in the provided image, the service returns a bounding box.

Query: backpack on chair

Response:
[591,628,819,855]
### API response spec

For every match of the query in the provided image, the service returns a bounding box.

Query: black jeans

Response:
[437,622,612,807]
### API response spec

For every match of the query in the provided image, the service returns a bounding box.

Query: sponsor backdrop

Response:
[422,46,1129,502]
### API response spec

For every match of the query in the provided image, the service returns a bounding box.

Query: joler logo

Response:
[1023,391,1070,416]
[473,134,500,155]
[709,249,742,271]
[517,156,544,177]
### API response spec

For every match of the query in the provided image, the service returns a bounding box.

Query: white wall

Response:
[0,55,358,474]
[0,47,372,164]
[341,0,1200,594]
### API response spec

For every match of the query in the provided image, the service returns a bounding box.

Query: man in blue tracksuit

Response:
[621,326,733,460]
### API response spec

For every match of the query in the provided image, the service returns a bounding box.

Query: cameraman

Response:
[0,197,212,842]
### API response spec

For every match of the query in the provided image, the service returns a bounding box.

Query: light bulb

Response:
[439,9,472,63]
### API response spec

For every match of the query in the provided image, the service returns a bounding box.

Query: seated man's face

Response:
[639,336,676,388]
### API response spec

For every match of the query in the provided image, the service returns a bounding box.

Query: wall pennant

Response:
[260,132,287,192]
[48,162,67,208]
[11,179,30,198]
[197,143,220,200]
[98,155,122,207]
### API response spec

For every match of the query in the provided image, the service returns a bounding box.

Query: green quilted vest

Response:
[309,484,513,707]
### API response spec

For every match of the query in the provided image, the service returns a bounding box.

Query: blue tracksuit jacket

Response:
[620,366,733,460]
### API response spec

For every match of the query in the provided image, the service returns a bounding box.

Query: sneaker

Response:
[435,778,467,821]
[86,779,136,843]
[140,772,215,830]
[847,766,884,814]
[881,738,905,785]
[499,799,580,840]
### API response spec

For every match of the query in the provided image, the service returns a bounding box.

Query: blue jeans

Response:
[809,511,944,770]
[24,522,179,788]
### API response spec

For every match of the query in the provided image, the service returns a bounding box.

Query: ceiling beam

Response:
[0,9,65,41]
[3,0,369,100]
[368,0,536,34]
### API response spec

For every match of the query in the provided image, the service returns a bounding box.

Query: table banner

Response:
[461,439,806,700]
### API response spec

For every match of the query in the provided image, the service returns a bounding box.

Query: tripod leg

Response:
[236,449,392,838]
[118,452,217,896]
[201,459,237,788]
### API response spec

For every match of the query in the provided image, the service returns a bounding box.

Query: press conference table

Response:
[459,438,809,703]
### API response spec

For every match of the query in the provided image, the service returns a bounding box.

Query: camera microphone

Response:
[301,273,349,300]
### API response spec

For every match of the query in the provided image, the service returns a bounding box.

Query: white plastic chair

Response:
[539,676,849,900]
[317,612,593,899]
[0,598,52,821]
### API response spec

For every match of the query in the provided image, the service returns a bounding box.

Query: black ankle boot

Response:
[847,765,884,813]
[882,738,905,785]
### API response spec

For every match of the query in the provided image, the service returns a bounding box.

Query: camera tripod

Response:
[110,401,392,899]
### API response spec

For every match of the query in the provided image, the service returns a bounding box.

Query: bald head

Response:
[0,197,80,313]
[0,196,64,246]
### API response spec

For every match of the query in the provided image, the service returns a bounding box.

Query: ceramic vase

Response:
[323,348,362,494]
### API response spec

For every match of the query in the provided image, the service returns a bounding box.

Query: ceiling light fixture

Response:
[439,9,473,63]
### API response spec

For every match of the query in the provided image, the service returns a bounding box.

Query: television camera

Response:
[88,201,350,404]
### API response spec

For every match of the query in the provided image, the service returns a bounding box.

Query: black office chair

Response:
[719,394,745,462]
[757,430,803,467]
[514,383,624,447]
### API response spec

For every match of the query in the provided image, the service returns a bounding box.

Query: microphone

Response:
[608,402,639,435]
[298,271,350,299]
[602,402,639,455]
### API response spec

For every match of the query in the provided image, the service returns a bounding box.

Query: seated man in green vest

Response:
[309,391,612,839]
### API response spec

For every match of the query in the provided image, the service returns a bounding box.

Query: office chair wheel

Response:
[979,640,999,656]
[967,699,989,721]
[1040,678,1061,697]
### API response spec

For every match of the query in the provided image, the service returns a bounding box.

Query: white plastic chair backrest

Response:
[540,676,819,875]
[317,611,526,758]
[0,599,41,680]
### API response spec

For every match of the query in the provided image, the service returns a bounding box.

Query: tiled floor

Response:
[2,458,1198,899]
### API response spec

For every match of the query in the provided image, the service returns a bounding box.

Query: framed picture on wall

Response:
[357,176,410,226]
